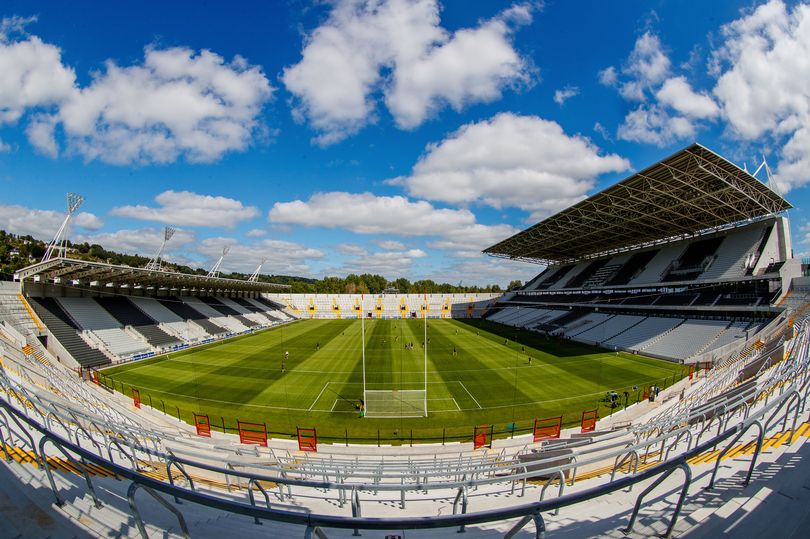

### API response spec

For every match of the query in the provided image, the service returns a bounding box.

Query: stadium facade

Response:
[0,143,809,537]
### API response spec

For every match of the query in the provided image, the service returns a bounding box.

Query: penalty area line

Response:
[309,381,331,411]
[457,381,482,409]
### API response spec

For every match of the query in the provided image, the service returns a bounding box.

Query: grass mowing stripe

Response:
[103,318,688,443]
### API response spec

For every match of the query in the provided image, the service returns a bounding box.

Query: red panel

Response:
[581,409,598,433]
[238,420,267,446]
[533,416,562,442]
[473,425,492,450]
[132,388,140,409]
[194,414,211,437]
[297,427,317,452]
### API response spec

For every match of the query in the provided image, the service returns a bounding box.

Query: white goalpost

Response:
[361,294,428,418]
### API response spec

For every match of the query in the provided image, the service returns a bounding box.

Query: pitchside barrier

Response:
[132,388,140,409]
[533,416,562,442]
[237,420,268,446]
[297,427,317,452]
[581,409,598,433]
[194,413,211,437]
[473,424,493,450]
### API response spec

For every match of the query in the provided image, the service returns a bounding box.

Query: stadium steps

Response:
[596,315,647,344]
[96,298,179,348]
[0,444,286,494]
[199,296,241,316]
[637,318,686,351]
[233,314,259,328]
[133,324,182,347]
[95,296,155,326]
[15,292,44,333]
[27,297,110,368]
[230,297,264,313]
[21,344,54,369]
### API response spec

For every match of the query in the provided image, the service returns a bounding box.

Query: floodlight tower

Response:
[248,257,266,282]
[753,156,783,198]
[207,246,230,278]
[145,226,176,271]
[42,193,84,262]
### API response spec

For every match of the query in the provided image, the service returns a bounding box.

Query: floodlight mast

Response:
[248,257,267,282]
[206,246,230,278]
[145,226,176,271]
[42,193,84,263]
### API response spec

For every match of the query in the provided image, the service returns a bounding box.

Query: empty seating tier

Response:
[27,298,110,368]
[605,250,659,286]
[133,324,182,348]
[95,297,156,326]
[199,296,240,316]
[230,297,264,313]
[128,297,184,323]
[56,297,121,330]
[564,259,609,289]
[158,298,207,320]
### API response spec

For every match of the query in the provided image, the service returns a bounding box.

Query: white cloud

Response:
[75,227,195,257]
[268,192,476,236]
[198,237,324,276]
[245,228,266,238]
[431,257,538,287]
[606,32,718,147]
[0,18,273,164]
[392,112,630,218]
[0,15,36,42]
[373,239,406,250]
[0,29,76,124]
[282,0,532,144]
[385,4,532,129]
[0,203,103,240]
[25,114,58,157]
[58,47,273,164]
[553,85,579,105]
[598,66,617,86]
[111,190,259,228]
[337,243,368,256]
[709,0,810,191]
[622,31,671,95]
[427,222,518,258]
[655,76,719,119]
[327,246,428,280]
[617,104,696,146]
[0,138,10,152]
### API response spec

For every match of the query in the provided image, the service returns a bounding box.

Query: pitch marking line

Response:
[457,381,482,409]
[309,382,331,411]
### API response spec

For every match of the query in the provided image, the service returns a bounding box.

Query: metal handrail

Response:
[0,305,807,536]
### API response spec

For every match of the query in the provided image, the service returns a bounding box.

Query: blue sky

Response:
[0,0,809,285]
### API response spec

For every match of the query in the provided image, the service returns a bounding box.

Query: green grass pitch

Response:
[100,318,687,444]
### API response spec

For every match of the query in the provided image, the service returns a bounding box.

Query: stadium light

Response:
[42,192,84,263]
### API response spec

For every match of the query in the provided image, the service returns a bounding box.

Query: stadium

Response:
[2,141,810,538]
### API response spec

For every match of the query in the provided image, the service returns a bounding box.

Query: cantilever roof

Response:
[13,257,289,293]
[484,144,791,264]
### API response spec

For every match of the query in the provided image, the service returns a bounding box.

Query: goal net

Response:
[364,389,427,418]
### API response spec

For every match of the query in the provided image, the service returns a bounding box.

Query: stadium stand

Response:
[1,144,808,537]
[27,297,111,367]
[485,144,796,363]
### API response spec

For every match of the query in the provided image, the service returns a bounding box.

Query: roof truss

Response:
[484,144,791,264]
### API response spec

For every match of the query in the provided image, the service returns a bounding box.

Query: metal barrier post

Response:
[127,482,190,539]
[623,462,691,539]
